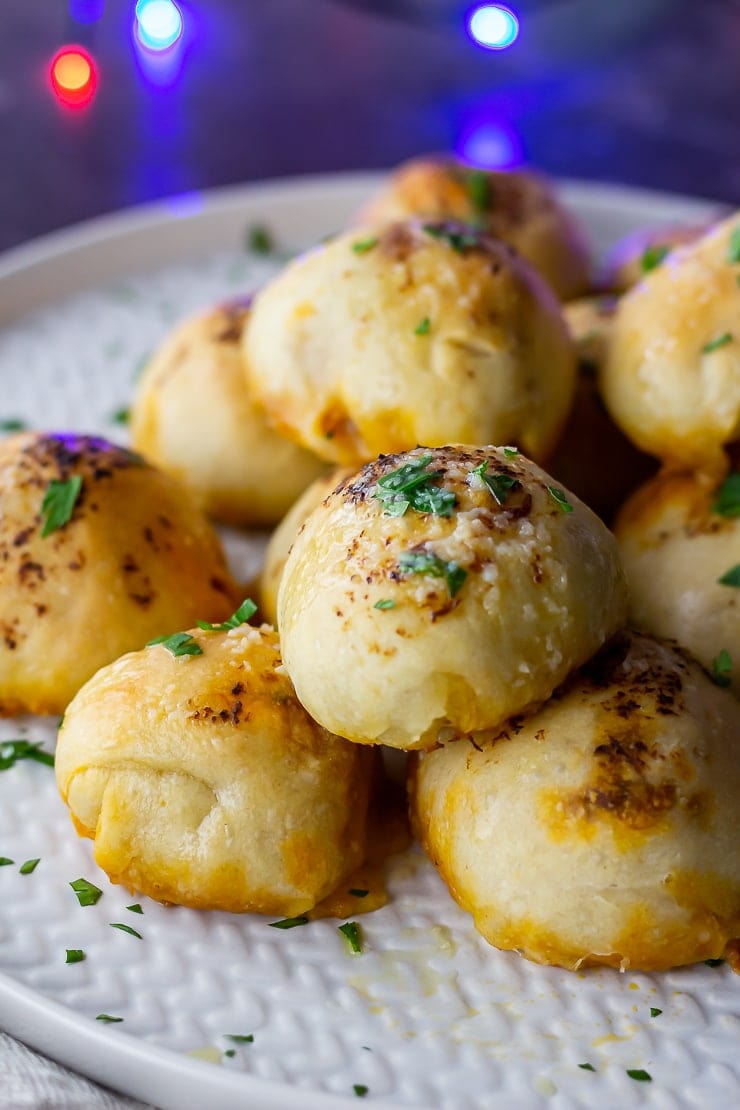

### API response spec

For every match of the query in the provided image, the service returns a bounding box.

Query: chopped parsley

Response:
[224,1049,236,1058]
[339,921,363,954]
[0,857,14,867]
[711,649,733,688]
[353,1086,369,1098]
[466,168,491,220]
[268,915,309,930]
[423,223,481,252]
[546,486,573,513]
[373,455,455,518]
[398,550,466,597]
[0,740,54,771]
[224,1033,254,1044]
[503,446,519,458]
[349,888,369,897]
[247,225,274,254]
[197,598,257,631]
[727,225,740,264]
[70,877,103,907]
[110,922,142,939]
[0,418,27,432]
[66,949,85,964]
[650,1007,663,1017]
[146,631,203,658]
[701,332,733,354]
[626,1070,652,1082]
[414,316,431,336]
[374,599,396,610]
[40,476,83,537]
[110,407,130,425]
[705,957,725,967]
[19,858,40,875]
[718,564,740,588]
[127,903,144,914]
[96,1014,123,1023]
[578,1063,596,1072]
[712,472,740,517]
[472,460,520,506]
[351,237,378,255]
[640,244,670,273]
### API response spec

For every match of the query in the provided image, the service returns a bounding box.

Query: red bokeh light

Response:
[50,46,97,108]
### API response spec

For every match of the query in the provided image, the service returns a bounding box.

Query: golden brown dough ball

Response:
[410,632,740,971]
[601,213,740,466]
[278,445,627,751]
[615,461,740,696]
[259,467,352,627]
[56,623,377,914]
[244,221,576,467]
[359,156,590,300]
[130,300,327,527]
[546,296,656,522]
[0,432,239,715]
[600,222,709,292]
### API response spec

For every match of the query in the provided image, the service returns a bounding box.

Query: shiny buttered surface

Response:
[602,212,740,465]
[56,624,377,914]
[0,433,238,716]
[410,632,740,971]
[278,445,628,750]
[615,462,740,697]
[358,156,591,300]
[244,220,577,466]
[130,301,326,527]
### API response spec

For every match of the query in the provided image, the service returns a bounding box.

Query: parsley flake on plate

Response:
[40,475,83,537]
[339,921,363,954]
[247,225,274,255]
[70,877,103,907]
[110,407,130,425]
[398,550,467,597]
[268,915,308,930]
[224,1033,254,1044]
[711,649,732,688]
[705,957,725,967]
[718,564,740,588]
[19,858,40,875]
[66,949,85,964]
[0,857,14,867]
[96,1014,123,1023]
[0,740,54,771]
[110,922,142,939]
[127,903,144,914]
[197,598,257,631]
[373,455,455,518]
[0,417,27,432]
[712,472,740,517]
[650,1007,663,1017]
[626,1069,652,1082]
[353,1085,369,1098]
[145,631,203,658]
[578,1063,596,1072]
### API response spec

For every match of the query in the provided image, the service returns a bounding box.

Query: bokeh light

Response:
[49,46,97,108]
[467,5,520,51]
[135,0,184,51]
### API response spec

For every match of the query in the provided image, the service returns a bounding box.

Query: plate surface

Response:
[0,174,737,1110]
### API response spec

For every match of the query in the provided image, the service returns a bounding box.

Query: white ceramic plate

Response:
[0,175,737,1110]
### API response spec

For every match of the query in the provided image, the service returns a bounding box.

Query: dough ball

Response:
[0,432,239,715]
[601,213,740,465]
[130,300,327,527]
[547,296,656,521]
[615,460,740,696]
[56,623,377,915]
[410,632,740,971]
[600,221,709,292]
[260,467,352,627]
[278,445,628,750]
[359,156,590,300]
[244,220,576,466]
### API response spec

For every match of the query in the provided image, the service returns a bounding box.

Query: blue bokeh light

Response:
[467,5,519,51]
[69,0,105,23]
[457,115,523,169]
[135,0,184,51]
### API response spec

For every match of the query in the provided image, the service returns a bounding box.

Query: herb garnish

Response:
[414,316,431,336]
[339,921,364,954]
[110,407,130,425]
[640,244,670,273]
[650,1007,663,1017]
[472,460,520,506]
[40,476,83,537]
[127,903,144,914]
[578,1063,596,1072]
[353,1086,369,1098]
[711,649,733,688]
[702,332,733,354]
[705,957,725,967]
[0,418,27,432]
[352,237,378,255]
[399,550,466,596]
[727,225,740,264]
[546,486,573,513]
[373,455,455,518]
[224,1033,254,1044]
[374,599,396,610]
[247,225,274,254]
[0,857,14,866]
[19,859,40,875]
[224,1049,236,1058]
[70,877,103,907]
[146,632,203,657]
[0,740,54,771]
[197,598,257,632]
[466,168,491,220]
[503,446,519,458]
[423,224,481,252]
[349,888,369,897]
[66,949,85,964]
[718,564,740,588]
[96,1014,124,1023]
[110,922,142,939]
[626,1070,652,1082]
[712,472,740,517]
[268,915,309,930]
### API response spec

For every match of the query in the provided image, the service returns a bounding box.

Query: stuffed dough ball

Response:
[358,156,590,300]
[56,622,377,914]
[130,300,326,527]
[244,220,577,467]
[0,432,239,715]
[410,632,740,971]
[615,461,740,697]
[278,445,628,750]
[602,212,740,466]
[260,467,352,627]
